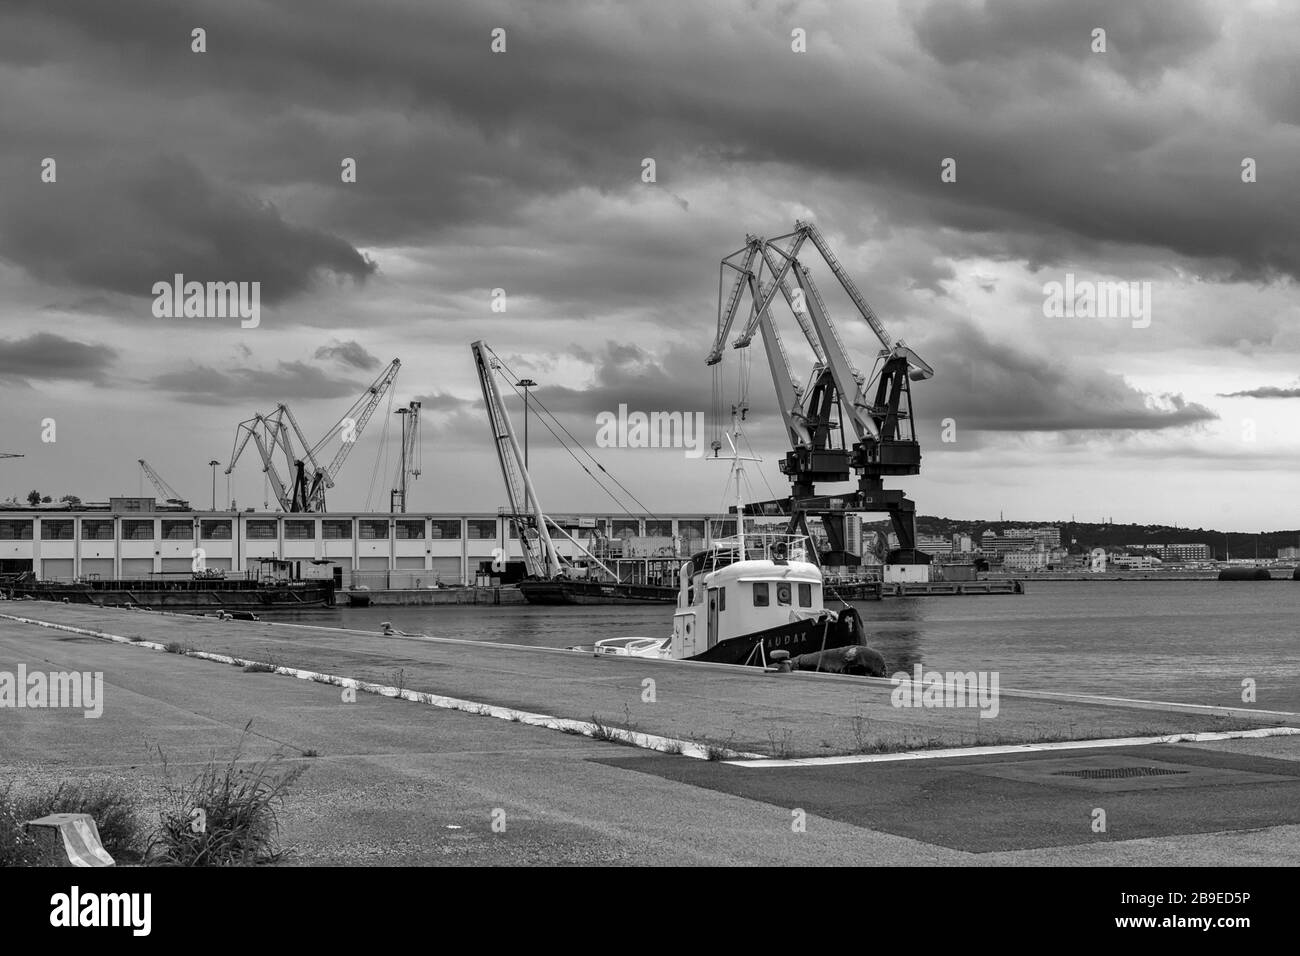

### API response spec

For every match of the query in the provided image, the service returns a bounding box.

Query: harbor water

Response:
[250,580,1300,713]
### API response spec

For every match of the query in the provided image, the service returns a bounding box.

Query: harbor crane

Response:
[389,401,422,513]
[470,341,623,582]
[138,459,190,508]
[225,359,402,512]
[472,341,562,577]
[707,220,934,563]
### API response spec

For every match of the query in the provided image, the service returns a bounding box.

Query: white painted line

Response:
[724,725,1300,768]
[0,611,764,762]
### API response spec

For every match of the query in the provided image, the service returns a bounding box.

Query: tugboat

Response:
[589,417,886,675]
[592,533,883,674]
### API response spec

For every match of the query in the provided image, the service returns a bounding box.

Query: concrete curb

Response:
[726,725,1300,768]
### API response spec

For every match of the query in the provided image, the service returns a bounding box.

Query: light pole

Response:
[517,379,537,514]
[209,460,220,510]
[516,379,537,470]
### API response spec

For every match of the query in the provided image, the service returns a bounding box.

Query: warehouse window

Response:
[322,519,352,540]
[81,520,114,540]
[678,520,705,540]
[395,520,425,540]
[161,520,192,540]
[358,520,388,540]
[612,519,639,538]
[122,519,154,540]
[644,520,673,537]
[284,520,315,540]
[246,520,278,540]
[200,520,232,540]
[467,519,497,540]
[430,520,461,540]
[40,520,74,541]
[0,520,33,540]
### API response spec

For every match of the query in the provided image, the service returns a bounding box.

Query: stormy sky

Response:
[1,0,1297,530]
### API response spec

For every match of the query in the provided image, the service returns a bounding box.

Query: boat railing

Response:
[693,532,812,576]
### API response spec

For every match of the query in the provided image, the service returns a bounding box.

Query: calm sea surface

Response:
[254,581,1300,712]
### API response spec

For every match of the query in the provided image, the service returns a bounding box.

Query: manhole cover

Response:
[1053,766,1189,780]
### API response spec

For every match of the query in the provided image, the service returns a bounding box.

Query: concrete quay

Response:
[3,602,1299,865]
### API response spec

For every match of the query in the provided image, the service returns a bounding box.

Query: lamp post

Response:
[209,460,220,511]
[516,379,537,513]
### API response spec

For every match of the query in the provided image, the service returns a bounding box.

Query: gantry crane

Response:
[707,220,934,563]
[138,459,190,508]
[225,359,402,512]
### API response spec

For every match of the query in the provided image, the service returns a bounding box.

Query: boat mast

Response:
[716,404,759,562]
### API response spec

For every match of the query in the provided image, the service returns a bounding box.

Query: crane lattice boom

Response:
[224,358,401,512]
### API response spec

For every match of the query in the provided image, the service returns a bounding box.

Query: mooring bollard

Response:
[26,813,116,867]
[769,649,793,673]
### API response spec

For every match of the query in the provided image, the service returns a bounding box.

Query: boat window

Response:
[776,583,792,606]
[798,583,812,607]
[752,582,769,607]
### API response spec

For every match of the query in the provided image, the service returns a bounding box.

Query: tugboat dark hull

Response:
[686,607,874,670]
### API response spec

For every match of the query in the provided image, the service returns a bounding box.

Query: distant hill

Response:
[859,516,1300,561]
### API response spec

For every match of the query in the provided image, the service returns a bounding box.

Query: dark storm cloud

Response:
[314,340,380,370]
[151,360,361,404]
[1217,386,1300,399]
[912,0,1221,80]
[0,332,116,384]
[0,155,375,305]
[5,0,1295,297]
[925,323,1217,432]
[472,331,1216,444]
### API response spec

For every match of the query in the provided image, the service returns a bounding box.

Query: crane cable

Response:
[364,385,397,511]
[487,347,660,521]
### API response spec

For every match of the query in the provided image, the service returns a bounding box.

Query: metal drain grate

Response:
[1053,766,1190,780]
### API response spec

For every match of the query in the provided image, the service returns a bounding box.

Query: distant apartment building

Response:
[1004,526,1062,551]
[1277,546,1300,561]
[1003,551,1049,571]
[1157,543,1212,562]
[915,534,953,556]
[1110,554,1163,570]
[979,530,1037,554]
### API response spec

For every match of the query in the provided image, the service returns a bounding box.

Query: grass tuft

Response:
[146,721,305,867]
